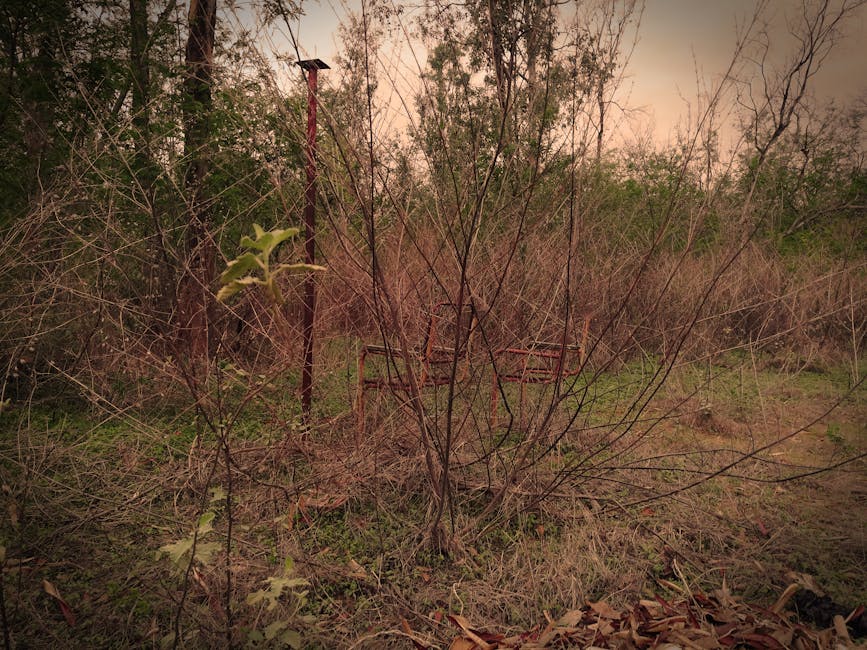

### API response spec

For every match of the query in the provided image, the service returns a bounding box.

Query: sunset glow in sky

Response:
[278,0,867,147]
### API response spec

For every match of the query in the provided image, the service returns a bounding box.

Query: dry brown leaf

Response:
[588,619,615,636]
[556,609,584,627]
[417,566,432,583]
[640,599,663,611]
[644,615,688,634]
[833,615,851,644]
[447,615,493,650]
[302,490,349,510]
[771,584,801,614]
[448,638,477,650]
[401,617,428,650]
[588,600,621,619]
[346,558,367,579]
[769,627,794,648]
[43,579,76,627]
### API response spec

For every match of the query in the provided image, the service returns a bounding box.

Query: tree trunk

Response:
[178,0,217,359]
[129,0,150,159]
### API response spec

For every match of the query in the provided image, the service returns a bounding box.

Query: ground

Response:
[0,354,864,648]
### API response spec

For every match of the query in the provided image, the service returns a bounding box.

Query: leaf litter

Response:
[436,581,866,649]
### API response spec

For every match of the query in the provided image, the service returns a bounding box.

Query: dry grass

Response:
[0,354,863,648]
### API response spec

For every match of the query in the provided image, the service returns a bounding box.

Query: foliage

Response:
[245,557,312,648]
[216,224,325,304]
[158,494,223,571]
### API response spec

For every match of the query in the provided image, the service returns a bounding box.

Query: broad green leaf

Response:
[216,283,242,303]
[239,234,264,251]
[284,556,294,573]
[209,487,226,503]
[273,263,327,274]
[263,620,288,640]
[269,227,300,246]
[216,276,263,303]
[220,253,260,284]
[194,541,221,565]
[282,630,302,649]
[159,537,193,564]
[198,511,216,535]
[246,576,309,612]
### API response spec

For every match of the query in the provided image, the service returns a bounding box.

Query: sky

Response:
[278,0,867,146]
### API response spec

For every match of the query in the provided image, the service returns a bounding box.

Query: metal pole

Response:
[297,59,329,423]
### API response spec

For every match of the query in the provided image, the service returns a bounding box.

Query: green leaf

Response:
[282,630,302,649]
[246,576,309,612]
[239,234,262,251]
[158,537,193,564]
[198,511,216,535]
[216,276,263,303]
[220,253,260,284]
[194,541,221,565]
[209,487,226,503]
[263,620,288,640]
[273,263,327,274]
[215,283,241,303]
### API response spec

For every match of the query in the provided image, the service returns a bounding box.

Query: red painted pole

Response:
[297,59,329,423]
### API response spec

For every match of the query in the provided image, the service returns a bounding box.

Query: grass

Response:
[0,353,864,647]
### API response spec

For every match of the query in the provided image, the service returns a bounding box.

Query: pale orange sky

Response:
[284,0,867,146]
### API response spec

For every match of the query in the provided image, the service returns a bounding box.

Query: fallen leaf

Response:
[588,600,621,619]
[770,583,799,614]
[448,639,477,650]
[43,579,76,627]
[347,558,367,579]
[737,632,786,649]
[833,615,851,644]
[447,615,493,650]
[401,617,428,650]
[556,609,584,627]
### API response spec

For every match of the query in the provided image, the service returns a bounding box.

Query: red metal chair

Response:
[490,315,591,427]
[356,302,476,430]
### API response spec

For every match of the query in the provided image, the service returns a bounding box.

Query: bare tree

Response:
[739,0,867,170]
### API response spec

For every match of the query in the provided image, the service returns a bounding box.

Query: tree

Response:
[178,0,218,359]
